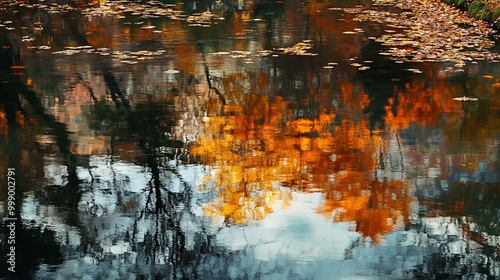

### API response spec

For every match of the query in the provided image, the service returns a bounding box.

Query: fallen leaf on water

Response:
[353,0,500,65]
[453,97,479,101]
[406,68,423,73]
[165,69,180,74]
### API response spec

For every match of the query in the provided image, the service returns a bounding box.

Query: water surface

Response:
[0,0,499,279]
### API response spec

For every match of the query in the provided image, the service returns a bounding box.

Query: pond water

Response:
[1,0,499,279]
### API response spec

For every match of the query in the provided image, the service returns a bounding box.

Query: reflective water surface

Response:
[1,0,500,279]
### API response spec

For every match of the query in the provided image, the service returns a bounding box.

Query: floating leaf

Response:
[453,97,479,101]
[165,69,180,74]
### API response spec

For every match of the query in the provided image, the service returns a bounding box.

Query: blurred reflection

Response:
[0,0,499,279]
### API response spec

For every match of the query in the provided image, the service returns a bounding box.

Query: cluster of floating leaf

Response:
[211,50,272,64]
[9,1,82,15]
[351,0,500,68]
[4,0,226,27]
[52,46,168,65]
[210,40,317,62]
[276,41,318,56]
[0,20,15,32]
[322,59,375,71]
[81,1,224,27]
[108,49,167,64]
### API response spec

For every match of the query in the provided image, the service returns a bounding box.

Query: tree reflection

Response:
[381,68,500,277]
[191,71,415,243]
[1,0,500,278]
[0,27,66,278]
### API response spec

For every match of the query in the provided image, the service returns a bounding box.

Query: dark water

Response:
[0,0,499,279]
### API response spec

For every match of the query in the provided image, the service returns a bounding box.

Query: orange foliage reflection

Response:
[385,81,463,130]
[320,177,411,243]
[192,81,413,241]
[192,94,294,224]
